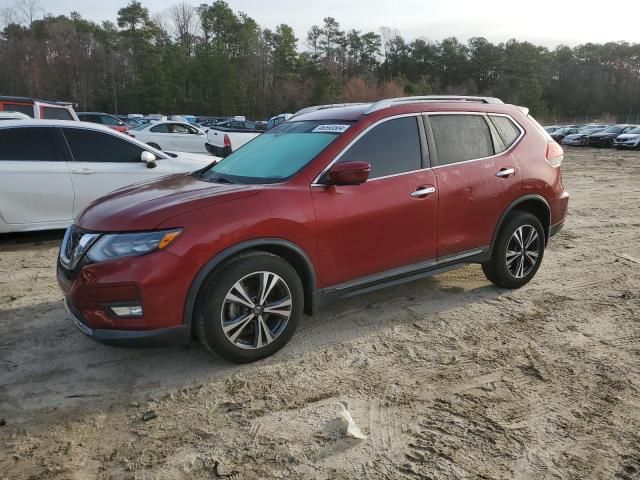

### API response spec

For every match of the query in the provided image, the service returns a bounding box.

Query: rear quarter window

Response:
[42,107,74,120]
[489,115,522,149]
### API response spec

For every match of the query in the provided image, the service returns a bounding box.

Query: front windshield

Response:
[199,120,352,184]
[556,128,570,134]
[603,126,623,134]
[627,127,640,134]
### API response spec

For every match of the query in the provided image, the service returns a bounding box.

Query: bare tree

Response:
[1,7,19,28]
[151,11,171,37]
[15,0,43,26]
[168,2,199,56]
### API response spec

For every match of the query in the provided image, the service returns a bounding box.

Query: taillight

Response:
[546,141,563,167]
[223,134,231,148]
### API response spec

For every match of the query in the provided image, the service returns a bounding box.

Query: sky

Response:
[9,0,640,48]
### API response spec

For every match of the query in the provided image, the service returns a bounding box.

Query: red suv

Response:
[57,96,569,363]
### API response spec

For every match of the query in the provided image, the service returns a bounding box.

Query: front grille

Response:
[59,225,100,272]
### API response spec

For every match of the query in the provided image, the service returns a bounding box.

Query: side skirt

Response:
[317,246,491,303]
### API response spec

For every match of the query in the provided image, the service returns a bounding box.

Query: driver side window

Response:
[171,123,189,134]
[338,116,423,179]
[63,128,146,163]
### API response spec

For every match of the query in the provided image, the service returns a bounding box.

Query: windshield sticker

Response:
[312,124,350,134]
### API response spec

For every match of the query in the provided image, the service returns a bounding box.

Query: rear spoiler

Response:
[516,105,529,117]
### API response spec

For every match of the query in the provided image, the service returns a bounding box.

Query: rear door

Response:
[0,126,74,224]
[61,127,173,215]
[312,115,438,284]
[426,112,523,258]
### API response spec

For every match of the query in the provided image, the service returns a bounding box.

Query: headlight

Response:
[87,229,182,262]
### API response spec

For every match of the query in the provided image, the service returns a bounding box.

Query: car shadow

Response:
[0,263,505,424]
[0,229,66,252]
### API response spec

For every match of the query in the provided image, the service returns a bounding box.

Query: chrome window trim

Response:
[310,111,525,186]
[427,111,525,170]
[310,112,425,186]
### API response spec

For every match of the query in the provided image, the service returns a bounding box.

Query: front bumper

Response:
[562,138,587,146]
[57,245,201,347]
[588,137,615,147]
[64,298,190,347]
[613,142,639,149]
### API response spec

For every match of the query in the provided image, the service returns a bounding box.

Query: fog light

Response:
[109,305,143,317]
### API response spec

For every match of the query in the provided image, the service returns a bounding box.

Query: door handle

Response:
[72,168,96,174]
[496,167,515,178]
[410,186,436,198]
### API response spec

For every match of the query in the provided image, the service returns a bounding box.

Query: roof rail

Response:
[364,95,504,114]
[291,103,367,118]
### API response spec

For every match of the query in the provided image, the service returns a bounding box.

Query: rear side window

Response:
[63,128,145,163]
[490,115,521,149]
[101,115,121,126]
[429,114,494,166]
[150,123,169,133]
[2,103,34,117]
[0,127,64,161]
[79,114,100,124]
[42,107,74,120]
[339,116,422,179]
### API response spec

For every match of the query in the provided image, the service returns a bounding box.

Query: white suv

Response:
[0,120,217,233]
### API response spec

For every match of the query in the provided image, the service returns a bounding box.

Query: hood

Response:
[563,134,585,140]
[166,151,219,172]
[170,151,220,164]
[76,173,262,232]
[590,131,619,138]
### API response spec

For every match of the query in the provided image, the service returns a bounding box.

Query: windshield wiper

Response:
[203,174,235,184]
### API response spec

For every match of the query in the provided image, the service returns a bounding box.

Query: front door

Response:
[312,115,438,286]
[61,127,173,215]
[426,113,523,258]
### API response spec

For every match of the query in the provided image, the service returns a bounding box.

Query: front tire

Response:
[482,212,545,289]
[195,251,304,363]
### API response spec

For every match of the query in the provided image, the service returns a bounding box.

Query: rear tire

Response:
[147,142,161,150]
[195,251,303,363]
[482,212,545,289]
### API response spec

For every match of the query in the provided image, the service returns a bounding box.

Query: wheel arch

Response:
[491,195,551,252]
[183,238,318,331]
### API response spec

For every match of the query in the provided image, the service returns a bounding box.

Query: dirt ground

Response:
[1,147,639,479]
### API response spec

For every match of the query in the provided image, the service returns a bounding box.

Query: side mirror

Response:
[327,161,370,186]
[141,150,157,169]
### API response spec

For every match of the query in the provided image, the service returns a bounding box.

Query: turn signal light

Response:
[158,230,182,250]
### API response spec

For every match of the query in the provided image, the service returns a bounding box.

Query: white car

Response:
[130,121,210,154]
[613,127,640,150]
[0,120,218,233]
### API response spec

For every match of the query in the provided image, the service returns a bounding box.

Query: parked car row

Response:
[544,123,640,149]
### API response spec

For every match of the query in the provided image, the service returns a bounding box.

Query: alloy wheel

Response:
[220,271,292,349]
[505,225,541,279]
